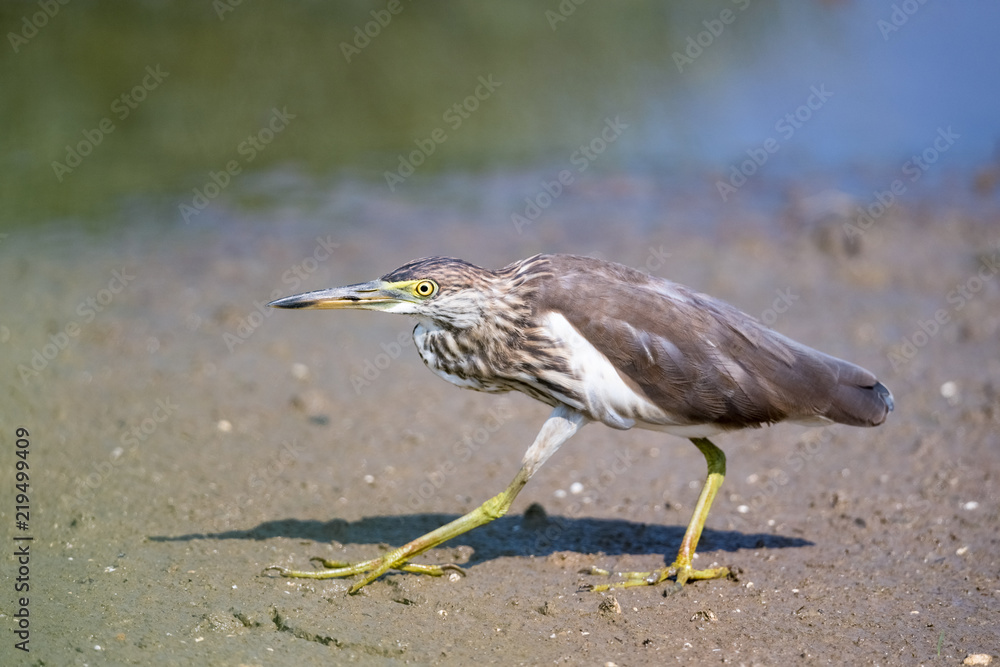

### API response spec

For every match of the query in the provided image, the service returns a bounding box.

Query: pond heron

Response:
[265,254,893,594]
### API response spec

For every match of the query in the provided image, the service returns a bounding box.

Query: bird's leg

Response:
[264,406,586,593]
[585,437,730,593]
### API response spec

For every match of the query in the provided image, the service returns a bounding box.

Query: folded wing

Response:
[534,255,892,431]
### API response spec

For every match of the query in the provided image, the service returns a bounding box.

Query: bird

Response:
[264,253,893,594]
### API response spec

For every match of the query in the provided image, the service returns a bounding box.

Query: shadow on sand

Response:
[150,506,811,569]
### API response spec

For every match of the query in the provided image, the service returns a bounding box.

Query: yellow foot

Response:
[581,561,729,594]
[263,554,465,594]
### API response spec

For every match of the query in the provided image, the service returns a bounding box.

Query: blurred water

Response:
[1,0,997,229]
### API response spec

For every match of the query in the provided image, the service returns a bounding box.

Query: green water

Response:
[2,1,785,227]
[5,1,995,231]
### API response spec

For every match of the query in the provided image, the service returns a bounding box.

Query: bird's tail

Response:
[821,358,894,427]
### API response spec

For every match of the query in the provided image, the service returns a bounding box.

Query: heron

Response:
[264,253,893,594]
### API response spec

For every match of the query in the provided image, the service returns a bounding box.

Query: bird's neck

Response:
[410,283,532,392]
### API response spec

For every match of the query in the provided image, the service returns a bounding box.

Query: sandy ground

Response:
[1,173,998,665]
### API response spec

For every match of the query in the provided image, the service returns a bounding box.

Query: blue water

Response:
[637,1,1000,170]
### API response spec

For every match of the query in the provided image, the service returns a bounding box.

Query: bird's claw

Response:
[580,561,729,593]
[262,554,466,593]
[308,556,466,578]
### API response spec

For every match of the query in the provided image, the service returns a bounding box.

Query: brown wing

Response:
[532,255,891,430]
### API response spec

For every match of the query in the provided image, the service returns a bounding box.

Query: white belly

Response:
[542,312,725,437]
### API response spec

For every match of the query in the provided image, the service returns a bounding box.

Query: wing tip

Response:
[873,381,894,414]
[821,378,894,428]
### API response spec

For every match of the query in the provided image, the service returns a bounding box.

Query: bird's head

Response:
[268,257,496,329]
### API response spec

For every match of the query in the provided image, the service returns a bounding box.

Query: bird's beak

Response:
[268,280,406,311]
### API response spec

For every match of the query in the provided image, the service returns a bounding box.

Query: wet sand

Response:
[1,172,998,664]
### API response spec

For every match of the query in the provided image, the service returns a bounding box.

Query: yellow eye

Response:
[413,280,437,298]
